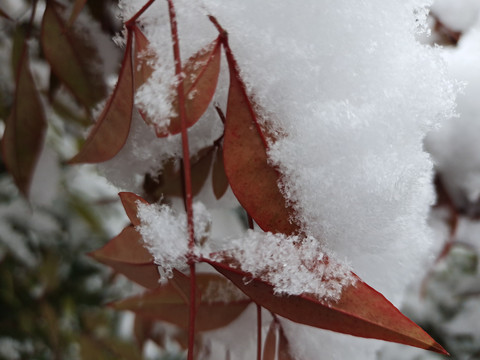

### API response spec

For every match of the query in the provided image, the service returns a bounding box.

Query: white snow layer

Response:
[431,0,480,32]
[111,0,458,359]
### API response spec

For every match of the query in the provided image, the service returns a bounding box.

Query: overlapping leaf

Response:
[111,273,251,332]
[69,30,134,163]
[134,33,222,137]
[212,146,229,199]
[41,1,106,108]
[222,49,299,235]
[66,0,88,27]
[206,256,447,354]
[89,226,159,289]
[2,43,46,197]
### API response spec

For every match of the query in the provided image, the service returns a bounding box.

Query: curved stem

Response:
[167,1,197,359]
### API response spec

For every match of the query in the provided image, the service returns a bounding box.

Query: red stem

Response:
[257,304,262,360]
[167,1,197,359]
[125,0,156,28]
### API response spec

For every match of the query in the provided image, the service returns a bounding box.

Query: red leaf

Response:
[133,25,155,92]
[263,321,277,360]
[135,36,222,137]
[0,8,12,20]
[111,273,251,332]
[66,0,87,27]
[41,1,107,108]
[223,49,299,235]
[89,226,159,289]
[206,257,447,355]
[278,325,295,360]
[212,146,229,199]
[1,44,46,197]
[69,29,134,163]
[119,192,149,226]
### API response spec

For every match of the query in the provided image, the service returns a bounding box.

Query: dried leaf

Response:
[136,37,222,137]
[41,1,107,108]
[69,29,134,163]
[263,321,277,360]
[66,0,88,27]
[206,257,447,355]
[89,226,159,289]
[111,273,251,332]
[212,146,229,199]
[2,44,46,197]
[223,52,299,235]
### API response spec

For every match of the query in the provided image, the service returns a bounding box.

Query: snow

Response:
[431,0,480,32]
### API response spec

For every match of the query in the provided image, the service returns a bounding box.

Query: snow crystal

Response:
[210,230,355,302]
[136,201,211,278]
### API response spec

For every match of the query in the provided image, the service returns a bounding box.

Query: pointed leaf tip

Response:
[69,30,134,164]
[206,257,447,354]
[118,192,149,226]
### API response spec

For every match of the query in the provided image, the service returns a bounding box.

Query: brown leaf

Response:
[212,146,229,199]
[206,257,447,355]
[89,226,159,289]
[66,0,88,27]
[119,192,149,226]
[263,321,277,360]
[0,8,12,20]
[133,25,155,92]
[223,50,299,235]
[41,1,107,109]
[136,37,222,137]
[2,43,46,197]
[69,29,134,163]
[278,325,295,360]
[111,273,251,332]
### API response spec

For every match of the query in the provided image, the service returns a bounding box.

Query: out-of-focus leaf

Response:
[119,192,149,226]
[136,36,222,137]
[66,0,88,27]
[278,324,295,360]
[41,1,107,108]
[0,8,12,20]
[69,30,134,163]
[212,146,229,199]
[89,226,159,289]
[111,273,251,331]
[223,50,299,235]
[2,45,46,197]
[144,146,214,200]
[263,320,277,360]
[11,25,27,76]
[207,257,448,355]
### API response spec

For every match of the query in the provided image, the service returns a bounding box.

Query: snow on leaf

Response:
[133,25,155,92]
[223,47,299,235]
[136,37,222,137]
[69,29,134,164]
[206,257,448,355]
[89,226,160,289]
[2,44,46,197]
[41,1,106,109]
[110,273,251,332]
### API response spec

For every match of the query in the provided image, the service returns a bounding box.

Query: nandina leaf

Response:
[136,37,222,137]
[41,1,106,108]
[143,146,214,200]
[212,146,229,199]
[119,192,149,226]
[223,51,299,235]
[69,30,134,164]
[111,273,251,331]
[2,45,46,197]
[66,0,88,27]
[206,257,447,355]
[89,226,159,289]
[277,325,295,360]
[263,321,277,360]
[90,226,152,264]
[133,25,155,92]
